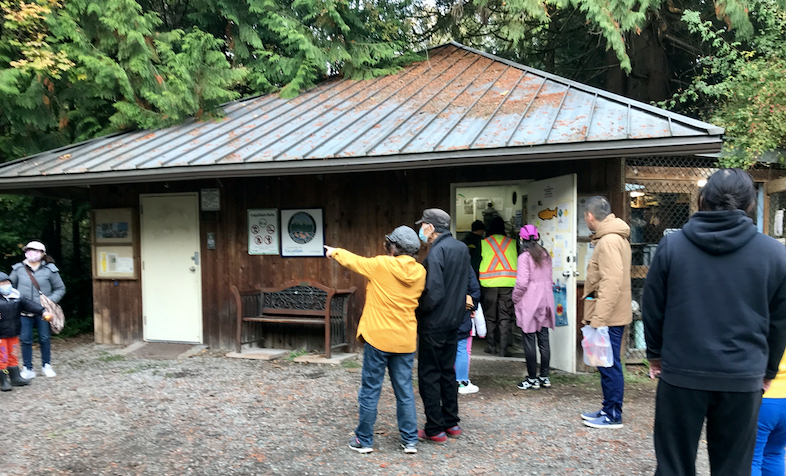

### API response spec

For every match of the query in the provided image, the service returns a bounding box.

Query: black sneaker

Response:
[517,378,540,390]
[348,436,373,454]
[539,376,551,388]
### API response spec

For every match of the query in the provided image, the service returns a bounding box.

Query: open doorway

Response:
[451,175,580,373]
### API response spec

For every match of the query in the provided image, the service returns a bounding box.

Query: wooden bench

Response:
[232,280,356,358]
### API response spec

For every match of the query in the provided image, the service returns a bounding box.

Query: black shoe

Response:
[0,369,11,392]
[7,366,30,386]
[484,347,496,355]
[501,351,513,357]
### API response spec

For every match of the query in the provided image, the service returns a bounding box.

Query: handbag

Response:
[24,266,65,334]
[581,325,613,367]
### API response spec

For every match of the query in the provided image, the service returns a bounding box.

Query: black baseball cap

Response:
[415,208,450,229]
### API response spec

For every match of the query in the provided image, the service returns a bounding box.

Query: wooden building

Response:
[0,42,724,372]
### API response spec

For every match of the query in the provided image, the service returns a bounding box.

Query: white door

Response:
[527,174,578,372]
[140,193,203,343]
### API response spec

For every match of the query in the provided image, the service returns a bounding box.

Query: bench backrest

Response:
[260,282,334,317]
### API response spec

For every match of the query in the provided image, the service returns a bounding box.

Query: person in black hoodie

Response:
[643,169,786,476]
[415,208,473,443]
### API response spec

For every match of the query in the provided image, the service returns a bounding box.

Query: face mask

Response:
[419,225,430,243]
[0,284,12,295]
[25,250,42,262]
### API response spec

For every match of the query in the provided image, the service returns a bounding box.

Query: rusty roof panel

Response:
[0,42,724,184]
[586,97,629,141]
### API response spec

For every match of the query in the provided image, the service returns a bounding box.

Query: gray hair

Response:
[584,196,611,222]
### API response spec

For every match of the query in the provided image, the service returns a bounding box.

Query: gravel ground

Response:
[6,335,711,476]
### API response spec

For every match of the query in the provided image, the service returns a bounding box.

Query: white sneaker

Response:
[458,380,479,394]
[20,367,35,379]
[42,364,56,378]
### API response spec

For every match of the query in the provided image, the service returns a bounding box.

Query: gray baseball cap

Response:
[0,272,9,281]
[385,226,421,254]
[415,208,450,229]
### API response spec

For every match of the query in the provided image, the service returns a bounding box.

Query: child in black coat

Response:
[0,271,50,391]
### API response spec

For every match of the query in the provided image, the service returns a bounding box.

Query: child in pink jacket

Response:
[512,225,555,390]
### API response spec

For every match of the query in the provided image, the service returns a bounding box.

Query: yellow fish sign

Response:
[538,208,557,220]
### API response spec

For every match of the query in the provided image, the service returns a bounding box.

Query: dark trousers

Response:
[418,331,459,436]
[521,327,550,378]
[481,287,513,356]
[654,380,761,476]
[598,325,624,420]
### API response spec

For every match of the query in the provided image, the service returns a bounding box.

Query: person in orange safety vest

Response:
[479,217,517,357]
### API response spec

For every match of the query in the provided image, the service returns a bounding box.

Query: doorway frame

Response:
[140,192,204,344]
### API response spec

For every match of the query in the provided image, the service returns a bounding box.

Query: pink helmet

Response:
[519,225,539,241]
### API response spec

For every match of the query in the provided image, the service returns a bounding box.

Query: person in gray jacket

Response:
[10,241,65,379]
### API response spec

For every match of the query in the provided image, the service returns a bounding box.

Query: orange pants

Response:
[0,337,19,370]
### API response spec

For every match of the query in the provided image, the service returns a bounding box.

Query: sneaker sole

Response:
[401,445,417,454]
[348,444,373,454]
[418,436,447,444]
[582,420,623,429]
[458,388,478,394]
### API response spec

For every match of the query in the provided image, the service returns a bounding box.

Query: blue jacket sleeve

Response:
[468,265,480,308]
[642,236,669,360]
[46,265,66,304]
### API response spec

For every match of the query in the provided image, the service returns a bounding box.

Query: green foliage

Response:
[661,0,786,167]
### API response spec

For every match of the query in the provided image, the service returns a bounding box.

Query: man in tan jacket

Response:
[579,196,632,429]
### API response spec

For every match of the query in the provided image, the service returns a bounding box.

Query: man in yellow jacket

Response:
[579,196,632,429]
[324,226,426,455]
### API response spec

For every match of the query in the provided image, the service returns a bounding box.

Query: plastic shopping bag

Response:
[581,325,613,368]
[472,304,487,338]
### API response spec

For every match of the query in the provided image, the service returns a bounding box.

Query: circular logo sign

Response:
[288,212,317,244]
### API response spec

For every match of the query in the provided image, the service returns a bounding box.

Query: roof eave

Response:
[0,135,722,191]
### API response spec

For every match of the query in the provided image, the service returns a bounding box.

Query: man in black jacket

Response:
[643,169,786,475]
[415,208,472,443]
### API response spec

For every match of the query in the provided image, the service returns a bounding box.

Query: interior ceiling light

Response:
[630,191,645,198]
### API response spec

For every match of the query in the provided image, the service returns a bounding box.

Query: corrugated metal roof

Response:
[0,42,723,188]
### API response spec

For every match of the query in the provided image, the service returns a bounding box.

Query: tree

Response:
[0,0,246,159]
[660,0,786,167]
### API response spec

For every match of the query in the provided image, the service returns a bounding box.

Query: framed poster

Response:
[93,208,134,244]
[577,194,610,239]
[93,245,137,279]
[248,209,279,255]
[201,188,220,211]
[280,208,325,257]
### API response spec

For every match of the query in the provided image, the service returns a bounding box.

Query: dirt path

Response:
[6,335,711,475]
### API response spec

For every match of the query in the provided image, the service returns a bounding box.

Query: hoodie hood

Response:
[682,210,758,255]
[592,214,630,242]
[384,255,426,287]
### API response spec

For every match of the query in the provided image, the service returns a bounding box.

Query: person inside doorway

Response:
[324,226,426,455]
[462,220,485,278]
[479,217,517,357]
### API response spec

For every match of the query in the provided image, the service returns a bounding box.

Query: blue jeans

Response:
[356,343,418,447]
[20,313,51,369]
[752,398,786,476]
[598,325,624,421]
[455,337,472,382]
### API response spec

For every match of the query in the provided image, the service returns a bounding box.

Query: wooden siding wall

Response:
[91,157,623,350]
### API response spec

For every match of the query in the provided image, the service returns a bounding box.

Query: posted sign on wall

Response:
[248,209,279,255]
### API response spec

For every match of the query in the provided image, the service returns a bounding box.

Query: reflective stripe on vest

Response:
[480,236,517,282]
